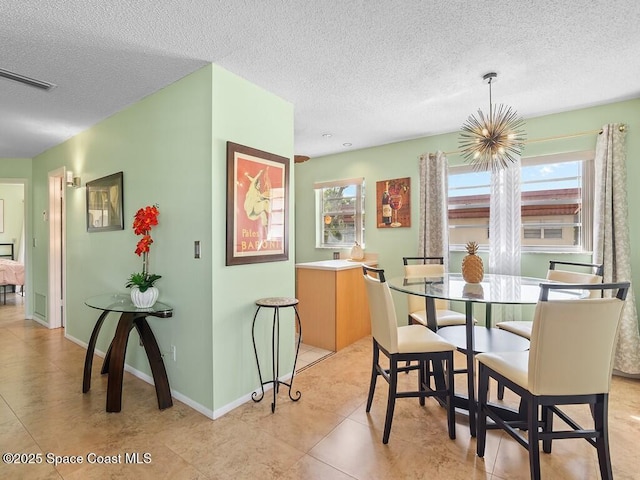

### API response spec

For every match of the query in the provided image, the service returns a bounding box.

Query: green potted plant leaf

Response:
[125,272,162,293]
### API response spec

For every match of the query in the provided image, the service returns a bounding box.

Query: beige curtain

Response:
[418,151,449,270]
[593,123,640,376]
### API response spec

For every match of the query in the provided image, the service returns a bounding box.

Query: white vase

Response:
[130,286,159,308]
[350,242,364,260]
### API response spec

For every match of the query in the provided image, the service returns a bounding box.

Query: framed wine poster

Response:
[226,142,289,265]
[376,177,410,228]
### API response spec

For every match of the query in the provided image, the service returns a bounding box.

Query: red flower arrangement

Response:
[125,204,162,292]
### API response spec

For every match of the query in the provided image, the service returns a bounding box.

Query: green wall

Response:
[27,64,294,415]
[210,66,295,411]
[32,65,215,409]
[295,98,640,324]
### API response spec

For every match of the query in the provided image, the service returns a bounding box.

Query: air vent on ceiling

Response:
[0,68,56,91]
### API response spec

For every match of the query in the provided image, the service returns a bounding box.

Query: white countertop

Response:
[295,259,377,271]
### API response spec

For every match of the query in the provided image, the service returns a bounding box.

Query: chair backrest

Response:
[402,257,448,312]
[528,282,629,396]
[362,266,399,354]
[547,261,603,298]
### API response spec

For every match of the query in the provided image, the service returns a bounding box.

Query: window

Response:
[315,177,365,248]
[524,228,542,239]
[448,151,594,252]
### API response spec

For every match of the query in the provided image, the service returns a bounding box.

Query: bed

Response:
[0,243,24,304]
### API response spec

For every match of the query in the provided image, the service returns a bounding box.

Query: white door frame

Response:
[47,168,66,329]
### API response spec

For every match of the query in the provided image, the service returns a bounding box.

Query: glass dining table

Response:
[388,273,585,436]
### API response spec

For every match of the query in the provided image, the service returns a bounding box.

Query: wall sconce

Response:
[66,170,81,188]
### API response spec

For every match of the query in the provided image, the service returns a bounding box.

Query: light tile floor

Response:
[1,293,639,479]
[295,343,334,373]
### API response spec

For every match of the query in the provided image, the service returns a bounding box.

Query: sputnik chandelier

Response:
[459,72,526,171]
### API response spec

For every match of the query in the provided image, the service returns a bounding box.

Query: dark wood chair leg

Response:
[366,339,379,412]
[527,396,542,480]
[476,363,489,457]
[594,397,613,480]
[542,405,553,453]
[497,381,505,400]
[382,358,398,444]
[446,353,456,439]
[419,359,426,406]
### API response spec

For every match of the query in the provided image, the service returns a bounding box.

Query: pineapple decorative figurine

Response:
[461,241,484,283]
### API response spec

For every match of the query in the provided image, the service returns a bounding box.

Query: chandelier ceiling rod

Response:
[485,72,495,119]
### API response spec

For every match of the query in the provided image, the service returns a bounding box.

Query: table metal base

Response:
[432,304,530,436]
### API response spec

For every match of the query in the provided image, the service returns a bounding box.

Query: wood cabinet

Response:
[295,261,373,351]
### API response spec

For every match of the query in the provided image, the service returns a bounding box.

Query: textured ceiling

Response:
[2,0,640,159]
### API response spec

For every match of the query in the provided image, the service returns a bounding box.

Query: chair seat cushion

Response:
[410,309,475,327]
[475,351,529,389]
[496,321,532,339]
[397,325,455,353]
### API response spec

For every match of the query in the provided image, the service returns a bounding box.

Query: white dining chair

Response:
[362,265,456,444]
[476,281,629,480]
[402,257,471,331]
[496,260,603,340]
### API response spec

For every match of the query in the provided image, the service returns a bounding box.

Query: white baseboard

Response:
[32,314,48,327]
[64,333,294,420]
[212,372,295,419]
[64,332,232,420]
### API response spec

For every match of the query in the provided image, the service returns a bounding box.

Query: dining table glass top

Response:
[387,273,586,305]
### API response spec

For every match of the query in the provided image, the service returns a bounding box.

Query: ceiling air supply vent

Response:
[0,68,56,91]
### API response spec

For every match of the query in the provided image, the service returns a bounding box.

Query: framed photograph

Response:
[376,177,411,228]
[86,172,124,232]
[226,142,289,265]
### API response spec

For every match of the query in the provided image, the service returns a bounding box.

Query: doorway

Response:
[0,181,27,310]
[47,168,66,329]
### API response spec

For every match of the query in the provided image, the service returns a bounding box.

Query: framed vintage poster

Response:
[85,171,124,232]
[376,177,410,228]
[226,142,289,265]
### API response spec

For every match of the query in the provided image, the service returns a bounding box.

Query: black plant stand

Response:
[251,297,302,412]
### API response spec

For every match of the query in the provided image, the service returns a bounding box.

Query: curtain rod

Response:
[444,124,627,156]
